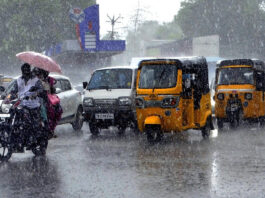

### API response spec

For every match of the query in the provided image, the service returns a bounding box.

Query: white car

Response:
[0,74,83,131]
[82,65,138,135]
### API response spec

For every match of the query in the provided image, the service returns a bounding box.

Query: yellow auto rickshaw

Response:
[135,57,213,142]
[214,59,265,129]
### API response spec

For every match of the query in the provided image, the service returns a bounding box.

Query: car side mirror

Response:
[55,88,62,94]
[83,82,88,89]
[0,86,5,92]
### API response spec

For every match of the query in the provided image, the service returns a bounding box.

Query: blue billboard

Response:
[45,4,125,56]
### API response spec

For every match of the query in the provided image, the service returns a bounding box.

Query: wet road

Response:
[1,124,265,198]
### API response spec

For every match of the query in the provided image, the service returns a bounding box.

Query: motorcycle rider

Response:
[10,63,44,149]
[11,63,43,107]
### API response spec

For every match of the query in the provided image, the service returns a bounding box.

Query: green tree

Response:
[176,0,265,58]
[126,20,183,57]
[0,0,95,66]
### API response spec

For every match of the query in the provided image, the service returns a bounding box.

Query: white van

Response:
[82,65,138,135]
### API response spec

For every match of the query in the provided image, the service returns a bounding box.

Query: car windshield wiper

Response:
[152,68,166,93]
[87,85,111,91]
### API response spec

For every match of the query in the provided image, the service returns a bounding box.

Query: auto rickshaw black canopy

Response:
[138,56,209,94]
[217,59,265,72]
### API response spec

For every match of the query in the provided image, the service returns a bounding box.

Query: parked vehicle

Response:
[0,74,83,131]
[214,59,265,129]
[82,65,138,135]
[135,57,214,142]
[0,92,49,161]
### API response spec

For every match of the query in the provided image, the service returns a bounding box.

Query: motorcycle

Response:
[0,91,48,162]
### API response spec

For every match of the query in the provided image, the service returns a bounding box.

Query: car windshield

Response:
[217,67,254,85]
[87,69,132,90]
[138,64,177,89]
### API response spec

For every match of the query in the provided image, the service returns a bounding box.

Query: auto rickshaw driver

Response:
[135,57,214,142]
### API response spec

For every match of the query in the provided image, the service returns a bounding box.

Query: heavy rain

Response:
[0,0,265,197]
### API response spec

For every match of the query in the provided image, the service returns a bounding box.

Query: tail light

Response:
[161,96,180,108]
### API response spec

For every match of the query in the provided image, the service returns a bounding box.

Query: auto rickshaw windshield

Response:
[139,64,177,89]
[217,67,254,85]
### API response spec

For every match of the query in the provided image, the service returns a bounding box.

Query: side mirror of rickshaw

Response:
[83,82,88,89]
[0,94,6,100]
[0,86,5,92]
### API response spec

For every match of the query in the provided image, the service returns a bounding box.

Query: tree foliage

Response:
[176,0,265,58]
[0,0,95,65]
[126,20,183,57]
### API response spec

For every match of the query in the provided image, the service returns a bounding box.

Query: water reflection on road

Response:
[0,156,59,198]
[1,124,265,197]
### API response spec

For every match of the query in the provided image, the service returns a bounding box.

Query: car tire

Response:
[72,107,83,131]
[0,142,12,162]
[89,123,100,136]
[117,126,126,136]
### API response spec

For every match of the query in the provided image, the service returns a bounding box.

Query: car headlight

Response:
[3,107,9,113]
[217,93,224,100]
[118,97,132,106]
[244,93,252,100]
[83,98,94,107]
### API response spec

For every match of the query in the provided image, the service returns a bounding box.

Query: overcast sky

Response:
[96,0,181,38]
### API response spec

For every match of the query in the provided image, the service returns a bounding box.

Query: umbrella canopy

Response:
[16,51,62,73]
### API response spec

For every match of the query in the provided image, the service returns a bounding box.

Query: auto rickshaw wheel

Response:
[229,116,237,129]
[146,125,162,143]
[259,117,265,127]
[201,117,211,139]
[129,120,140,135]
[217,118,223,130]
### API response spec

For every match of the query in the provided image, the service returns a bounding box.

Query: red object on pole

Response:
[75,24,83,49]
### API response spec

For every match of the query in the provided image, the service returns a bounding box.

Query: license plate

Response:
[95,113,114,120]
[0,114,10,118]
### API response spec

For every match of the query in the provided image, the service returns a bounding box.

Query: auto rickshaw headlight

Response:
[83,97,94,107]
[244,93,252,100]
[135,97,144,107]
[161,96,180,108]
[118,97,132,106]
[217,93,224,100]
